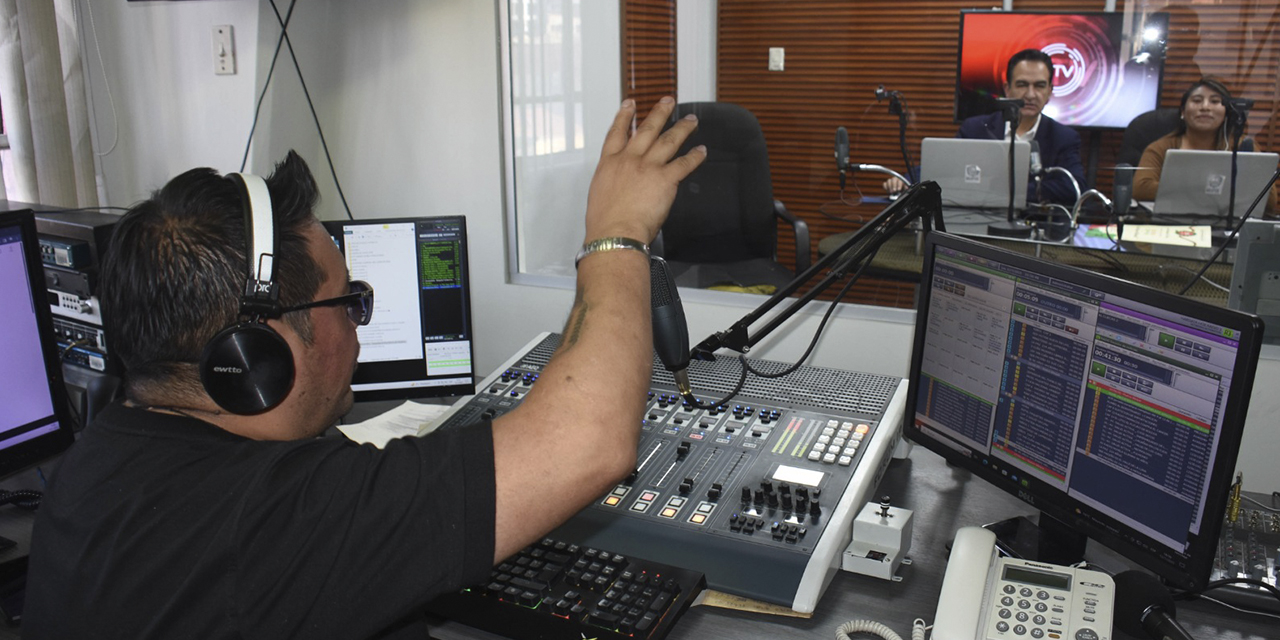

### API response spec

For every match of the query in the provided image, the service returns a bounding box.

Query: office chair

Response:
[655,102,810,291]
[1117,108,1181,166]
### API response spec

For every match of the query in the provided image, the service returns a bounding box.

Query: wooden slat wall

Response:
[620,1,1279,308]
[622,0,677,120]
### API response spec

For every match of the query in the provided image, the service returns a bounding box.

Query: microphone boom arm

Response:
[853,163,912,187]
[691,181,945,360]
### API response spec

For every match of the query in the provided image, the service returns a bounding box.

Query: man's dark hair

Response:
[1174,77,1233,142]
[102,151,325,404]
[1005,48,1054,86]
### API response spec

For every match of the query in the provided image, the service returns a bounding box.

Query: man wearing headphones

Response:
[24,96,706,638]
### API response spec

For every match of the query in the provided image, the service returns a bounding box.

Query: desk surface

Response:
[0,443,1271,638]
[818,208,1235,307]
[431,445,1276,640]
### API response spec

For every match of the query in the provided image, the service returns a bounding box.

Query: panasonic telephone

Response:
[933,527,1115,640]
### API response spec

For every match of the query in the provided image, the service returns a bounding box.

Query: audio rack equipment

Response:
[33,211,120,375]
[435,332,908,613]
[1210,489,1280,613]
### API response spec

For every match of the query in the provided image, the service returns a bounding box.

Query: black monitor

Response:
[956,10,1168,129]
[324,216,476,402]
[904,232,1262,590]
[0,210,75,496]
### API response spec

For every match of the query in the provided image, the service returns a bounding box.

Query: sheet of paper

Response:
[337,400,452,448]
[1079,224,1211,248]
[1120,224,1211,247]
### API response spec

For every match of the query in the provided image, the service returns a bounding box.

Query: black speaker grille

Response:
[520,333,899,417]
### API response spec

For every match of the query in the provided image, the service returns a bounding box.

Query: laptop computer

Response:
[1152,149,1278,217]
[919,137,1030,210]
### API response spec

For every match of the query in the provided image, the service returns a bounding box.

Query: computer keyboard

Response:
[425,536,706,640]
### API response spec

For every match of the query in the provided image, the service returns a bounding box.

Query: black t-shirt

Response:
[24,403,496,639]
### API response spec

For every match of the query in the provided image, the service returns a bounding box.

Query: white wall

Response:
[79,0,1280,489]
[82,0,261,201]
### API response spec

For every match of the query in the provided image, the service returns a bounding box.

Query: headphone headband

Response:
[228,173,280,318]
[200,170,295,414]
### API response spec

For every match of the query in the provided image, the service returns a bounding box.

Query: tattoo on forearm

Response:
[563,285,588,348]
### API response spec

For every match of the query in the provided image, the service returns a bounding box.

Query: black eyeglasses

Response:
[279,280,374,326]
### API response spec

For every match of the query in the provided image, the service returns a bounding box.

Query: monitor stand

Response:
[984,512,1087,567]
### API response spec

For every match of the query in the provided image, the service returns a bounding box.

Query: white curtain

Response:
[0,0,96,208]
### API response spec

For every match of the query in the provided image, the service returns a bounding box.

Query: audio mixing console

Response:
[435,333,908,613]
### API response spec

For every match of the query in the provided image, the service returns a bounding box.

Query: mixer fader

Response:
[436,333,909,613]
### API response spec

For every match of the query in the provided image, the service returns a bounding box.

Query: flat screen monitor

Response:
[904,231,1262,590]
[324,216,476,401]
[956,10,1168,129]
[1228,218,1280,345]
[0,210,75,482]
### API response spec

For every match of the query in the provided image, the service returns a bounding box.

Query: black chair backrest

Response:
[662,102,777,264]
[1118,108,1181,166]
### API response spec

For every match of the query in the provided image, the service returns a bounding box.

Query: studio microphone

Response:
[1113,163,1134,218]
[1113,570,1195,640]
[835,127,850,189]
[874,85,890,101]
[650,255,693,398]
[995,98,1025,123]
[1226,97,1254,134]
[1029,140,1043,177]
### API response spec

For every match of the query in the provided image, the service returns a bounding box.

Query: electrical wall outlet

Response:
[213,25,236,75]
[768,47,785,71]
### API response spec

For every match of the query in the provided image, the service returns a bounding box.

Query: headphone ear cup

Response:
[200,322,295,415]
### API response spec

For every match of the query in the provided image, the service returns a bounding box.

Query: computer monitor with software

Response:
[905,231,1261,590]
[0,210,75,496]
[324,216,476,402]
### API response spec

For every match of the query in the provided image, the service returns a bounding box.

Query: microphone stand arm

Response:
[852,163,912,187]
[1227,113,1247,229]
[1071,189,1113,237]
[691,181,945,360]
[1044,166,1082,204]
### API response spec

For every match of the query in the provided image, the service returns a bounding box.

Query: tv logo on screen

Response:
[1042,43,1086,97]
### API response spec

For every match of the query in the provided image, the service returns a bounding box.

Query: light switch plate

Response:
[768,47,785,72]
[213,25,236,75]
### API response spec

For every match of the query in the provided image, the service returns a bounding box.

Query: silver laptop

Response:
[1153,149,1278,217]
[920,137,1031,210]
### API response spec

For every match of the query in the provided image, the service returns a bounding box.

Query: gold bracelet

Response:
[574,237,649,269]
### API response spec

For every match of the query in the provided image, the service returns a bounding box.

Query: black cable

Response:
[1176,169,1279,296]
[746,249,876,380]
[240,0,296,173]
[1174,577,1280,606]
[267,0,354,220]
[678,358,749,411]
[0,490,43,511]
[679,218,893,409]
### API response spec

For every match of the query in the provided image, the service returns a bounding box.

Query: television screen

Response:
[956,11,1168,129]
[324,216,476,402]
[905,231,1261,590]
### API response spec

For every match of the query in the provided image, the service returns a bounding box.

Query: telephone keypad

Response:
[984,559,1113,640]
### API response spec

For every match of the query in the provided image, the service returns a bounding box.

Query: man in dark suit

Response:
[959,48,1085,207]
[886,49,1086,207]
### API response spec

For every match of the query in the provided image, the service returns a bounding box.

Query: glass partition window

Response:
[504,0,619,279]
[502,1,1280,310]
